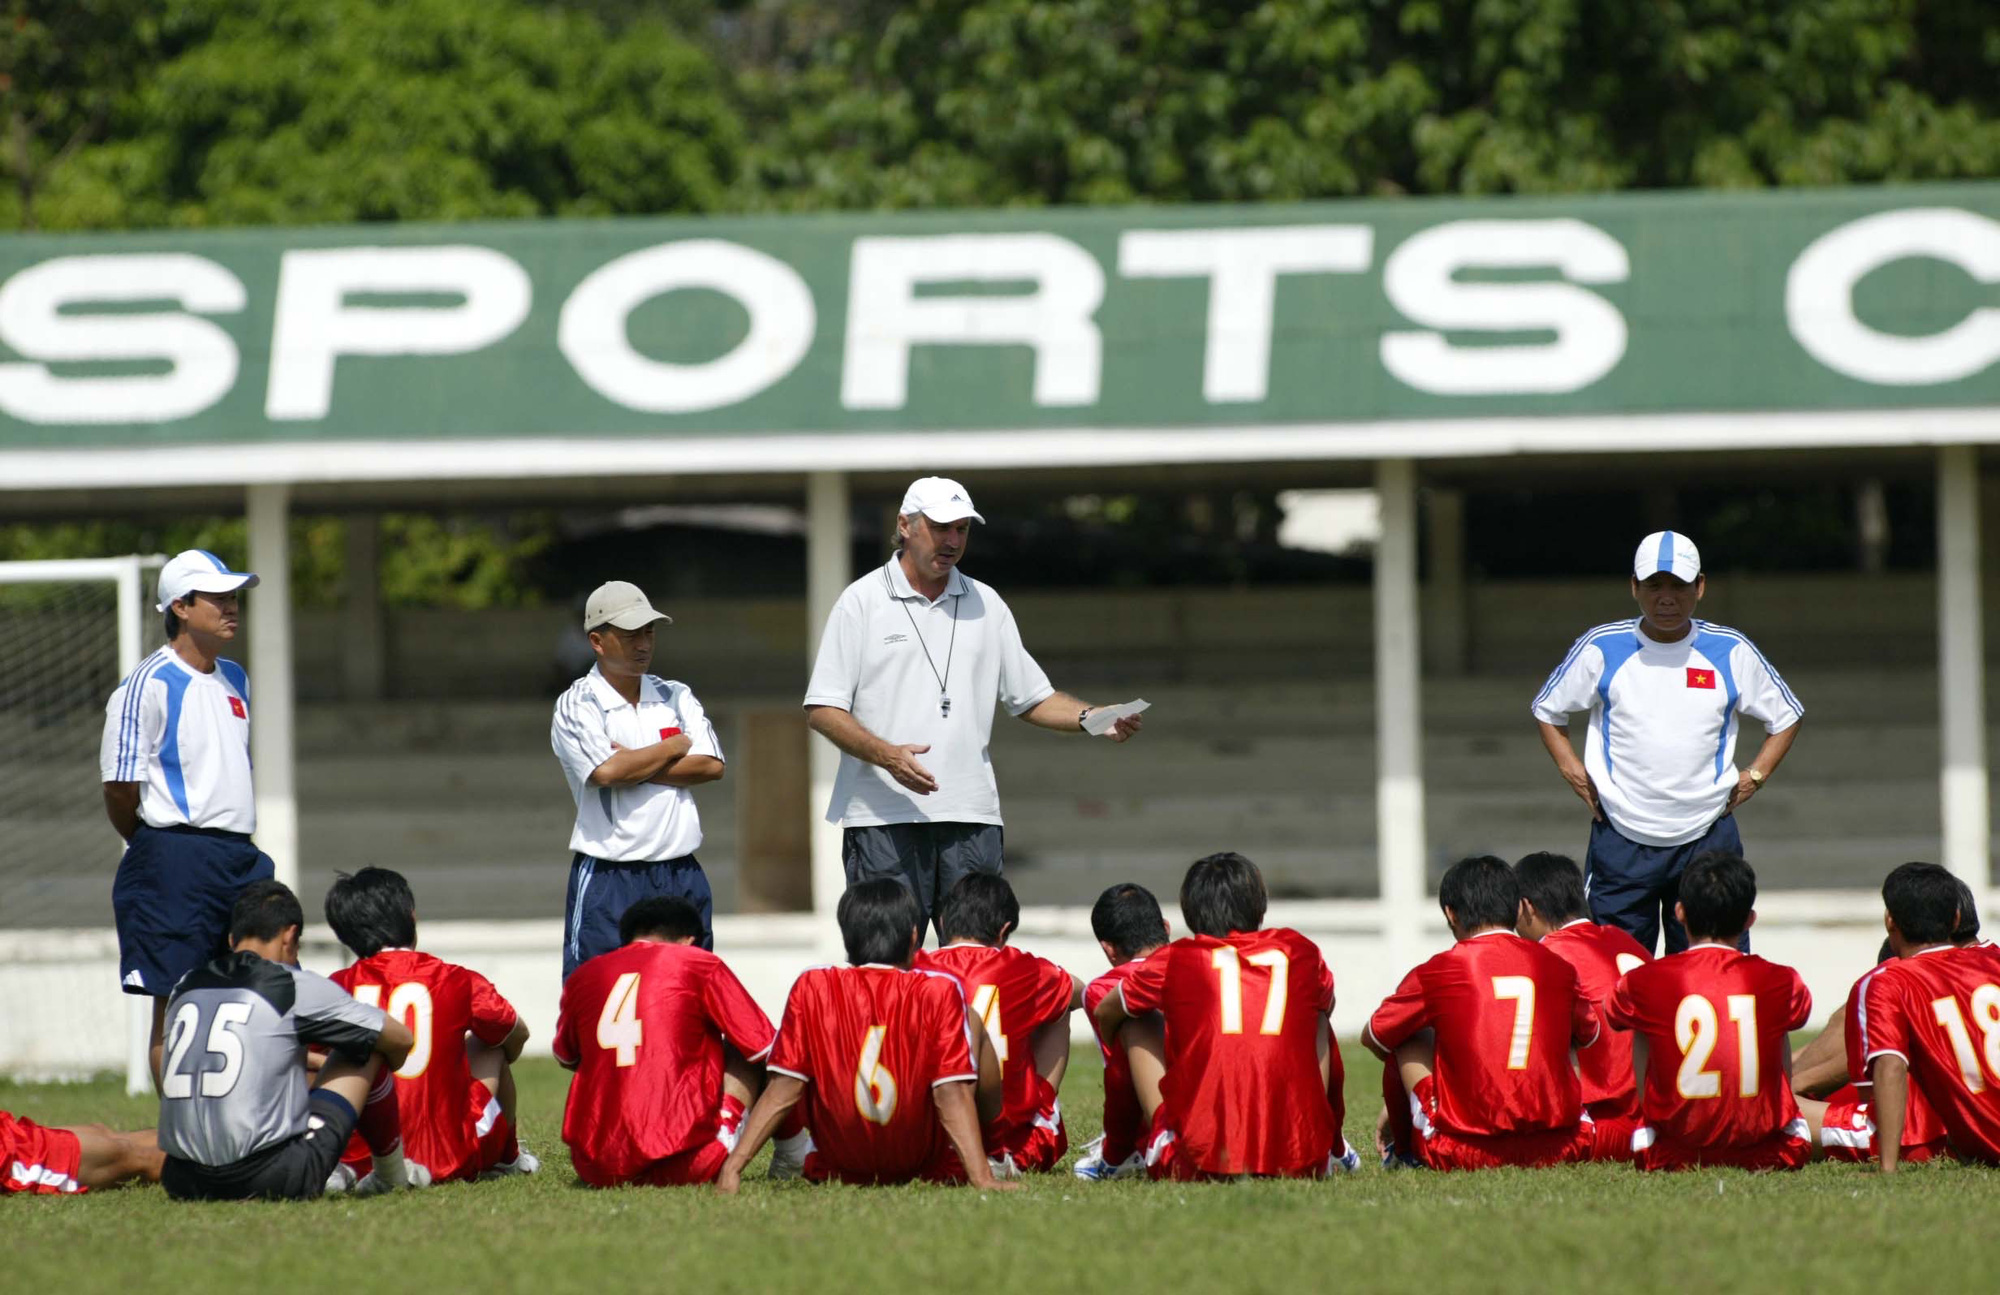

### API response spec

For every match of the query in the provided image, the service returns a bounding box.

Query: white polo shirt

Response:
[805,558,1054,828]
[98,646,256,834]
[550,667,724,861]
[1532,618,1803,847]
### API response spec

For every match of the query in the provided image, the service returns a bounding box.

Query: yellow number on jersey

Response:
[1932,984,2000,1093]
[350,982,436,1079]
[1674,993,1759,1099]
[596,972,643,1068]
[1211,947,1290,1035]
[970,984,1009,1063]
[1491,976,1536,1070]
[854,1024,898,1124]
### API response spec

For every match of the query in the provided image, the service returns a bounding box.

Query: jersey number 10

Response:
[351,983,436,1079]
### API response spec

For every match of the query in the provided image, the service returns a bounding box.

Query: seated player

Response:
[1074,883,1170,1181]
[157,881,421,1201]
[323,868,536,1188]
[716,879,1016,1192]
[1850,862,2000,1172]
[1515,851,1652,1119]
[1365,855,1606,1171]
[917,874,1082,1176]
[1093,852,1358,1180]
[2,1111,162,1195]
[1604,852,1813,1171]
[555,896,777,1187]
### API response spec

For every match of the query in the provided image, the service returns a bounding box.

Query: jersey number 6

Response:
[854,1024,899,1124]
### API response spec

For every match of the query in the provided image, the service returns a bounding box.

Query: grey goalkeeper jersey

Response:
[158,951,386,1166]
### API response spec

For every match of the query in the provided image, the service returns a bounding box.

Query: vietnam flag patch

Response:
[1686,668,1716,690]
[659,726,682,740]
[229,696,248,718]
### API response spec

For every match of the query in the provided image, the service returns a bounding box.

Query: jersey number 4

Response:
[969,985,1009,1063]
[596,972,644,1067]
[351,983,436,1079]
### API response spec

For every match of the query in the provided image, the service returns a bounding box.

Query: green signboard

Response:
[1,183,1997,483]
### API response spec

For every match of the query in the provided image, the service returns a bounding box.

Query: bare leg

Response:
[1394,1031,1437,1095]
[467,1035,515,1127]
[1791,1008,1850,1098]
[970,1013,1004,1126]
[63,1123,164,1189]
[1317,1015,1333,1091]
[723,1042,763,1110]
[148,997,168,1093]
[1030,1019,1071,1095]
[313,1051,384,1118]
[1118,1016,1167,1123]
[1795,1095,1830,1157]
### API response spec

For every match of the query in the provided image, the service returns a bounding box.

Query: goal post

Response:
[0,555,163,1093]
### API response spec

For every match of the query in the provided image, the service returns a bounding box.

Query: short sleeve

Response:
[767,976,817,1082]
[701,960,776,1062]
[1022,956,1077,1030]
[1366,968,1431,1051]
[1842,984,1867,1089]
[803,592,865,710]
[552,978,582,1068]
[1784,970,1814,1033]
[1295,936,1335,1013]
[925,977,977,1085]
[100,672,165,783]
[1117,946,1173,1015]
[671,684,725,762]
[1730,639,1803,732]
[992,598,1054,717]
[293,971,387,1062]
[1603,972,1641,1033]
[551,687,614,791]
[1569,982,1602,1049]
[465,970,519,1047]
[1531,635,1607,725]
[1860,970,1911,1069]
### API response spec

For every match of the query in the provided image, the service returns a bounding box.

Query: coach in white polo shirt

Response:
[100,548,274,1088]
[551,580,725,980]
[805,476,1143,937]
[1532,531,1804,954]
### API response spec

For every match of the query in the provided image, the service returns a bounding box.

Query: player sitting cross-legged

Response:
[1848,862,2000,1172]
[1073,882,1170,1182]
[323,868,536,1189]
[916,873,1083,1177]
[1515,851,1652,1120]
[1604,851,1813,1171]
[555,896,777,1187]
[1093,851,1359,1180]
[2,1110,162,1195]
[1366,855,1609,1172]
[716,879,1015,1192]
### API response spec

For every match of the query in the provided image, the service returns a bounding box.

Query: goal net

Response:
[0,557,163,1087]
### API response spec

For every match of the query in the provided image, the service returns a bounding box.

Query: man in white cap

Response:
[805,476,1143,937]
[99,548,272,1087]
[1531,531,1803,954]
[550,580,725,979]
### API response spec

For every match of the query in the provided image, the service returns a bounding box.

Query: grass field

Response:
[9,1045,1999,1295]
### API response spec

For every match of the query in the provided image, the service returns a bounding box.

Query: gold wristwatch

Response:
[1745,768,1765,785]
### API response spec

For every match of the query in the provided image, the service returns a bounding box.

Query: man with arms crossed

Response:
[1074,882,1170,1182]
[2,1110,161,1195]
[101,549,273,1085]
[557,896,778,1187]
[1367,856,1609,1171]
[552,580,726,976]
[1515,851,1652,1119]
[157,881,422,1201]
[917,873,1082,1176]
[717,879,1015,1192]
[1533,532,1803,953]
[1605,852,1813,1170]
[1094,852,1358,1180]
[805,476,1142,938]
[323,868,536,1186]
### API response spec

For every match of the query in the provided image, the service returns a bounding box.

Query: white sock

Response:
[371,1145,409,1187]
[773,1130,810,1160]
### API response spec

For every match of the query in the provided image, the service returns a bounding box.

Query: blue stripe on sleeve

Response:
[157,666,195,820]
[1533,620,1637,710]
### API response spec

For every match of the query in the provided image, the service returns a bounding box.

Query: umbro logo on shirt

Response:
[228,696,247,718]
[883,633,908,645]
[1686,668,1716,689]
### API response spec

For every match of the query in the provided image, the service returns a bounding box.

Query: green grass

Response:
[8,1046,1998,1295]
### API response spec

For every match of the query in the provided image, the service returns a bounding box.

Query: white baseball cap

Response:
[155,549,259,612]
[1634,531,1701,582]
[899,476,984,525]
[584,581,672,632]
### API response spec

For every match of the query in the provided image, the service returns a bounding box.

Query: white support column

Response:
[247,484,299,893]
[1937,446,1990,909]
[1375,459,1428,968]
[806,472,852,955]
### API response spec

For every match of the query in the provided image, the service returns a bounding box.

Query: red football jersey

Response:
[330,949,518,1182]
[1840,968,1946,1150]
[1368,930,1596,1138]
[1856,943,2000,1164]
[1119,928,1338,1177]
[767,964,978,1184]
[1086,959,1151,1165]
[1542,919,1652,1115]
[916,942,1075,1157]
[553,941,776,1186]
[1605,945,1811,1148]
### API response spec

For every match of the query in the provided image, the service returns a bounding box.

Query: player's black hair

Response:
[1092,883,1169,963]
[164,606,183,640]
[1877,938,1895,964]
[620,895,704,945]
[1513,852,1588,924]
[1883,862,1962,945]
[1953,877,1982,945]
[1437,856,1521,933]
[230,879,304,944]
[1676,852,1757,940]
[838,878,923,966]
[323,867,417,958]
[1179,852,1267,938]
[935,872,1019,946]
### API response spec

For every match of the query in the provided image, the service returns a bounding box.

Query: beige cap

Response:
[584,581,672,632]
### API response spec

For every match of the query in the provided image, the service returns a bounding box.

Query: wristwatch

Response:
[1077,707,1092,732]
[1745,768,1765,785]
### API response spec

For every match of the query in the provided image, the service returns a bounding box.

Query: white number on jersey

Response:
[1615,953,1645,976]
[596,972,644,1068]
[854,1024,898,1124]
[1932,984,2000,1093]
[351,982,437,1079]
[1492,976,1536,1070]
[1674,994,1759,1099]
[162,1001,254,1100]
[970,984,1009,1063]
[1211,947,1290,1036]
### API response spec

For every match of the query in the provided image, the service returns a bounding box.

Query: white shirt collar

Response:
[1558,918,1593,931]
[1465,928,1521,942]
[885,555,967,605]
[586,663,659,711]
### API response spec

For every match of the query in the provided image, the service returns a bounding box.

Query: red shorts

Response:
[1633,1121,1811,1172]
[1400,1076,1599,1172]
[1,1111,85,1195]
[626,1095,746,1188]
[992,1102,1068,1175]
[1818,1097,1948,1166]
[343,1080,515,1182]
[1142,1112,1340,1181]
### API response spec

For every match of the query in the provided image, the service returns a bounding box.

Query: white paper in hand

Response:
[1083,699,1149,736]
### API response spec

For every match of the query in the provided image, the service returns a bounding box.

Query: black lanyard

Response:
[886,561,958,717]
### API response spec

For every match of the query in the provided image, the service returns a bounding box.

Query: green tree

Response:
[0,0,158,229]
